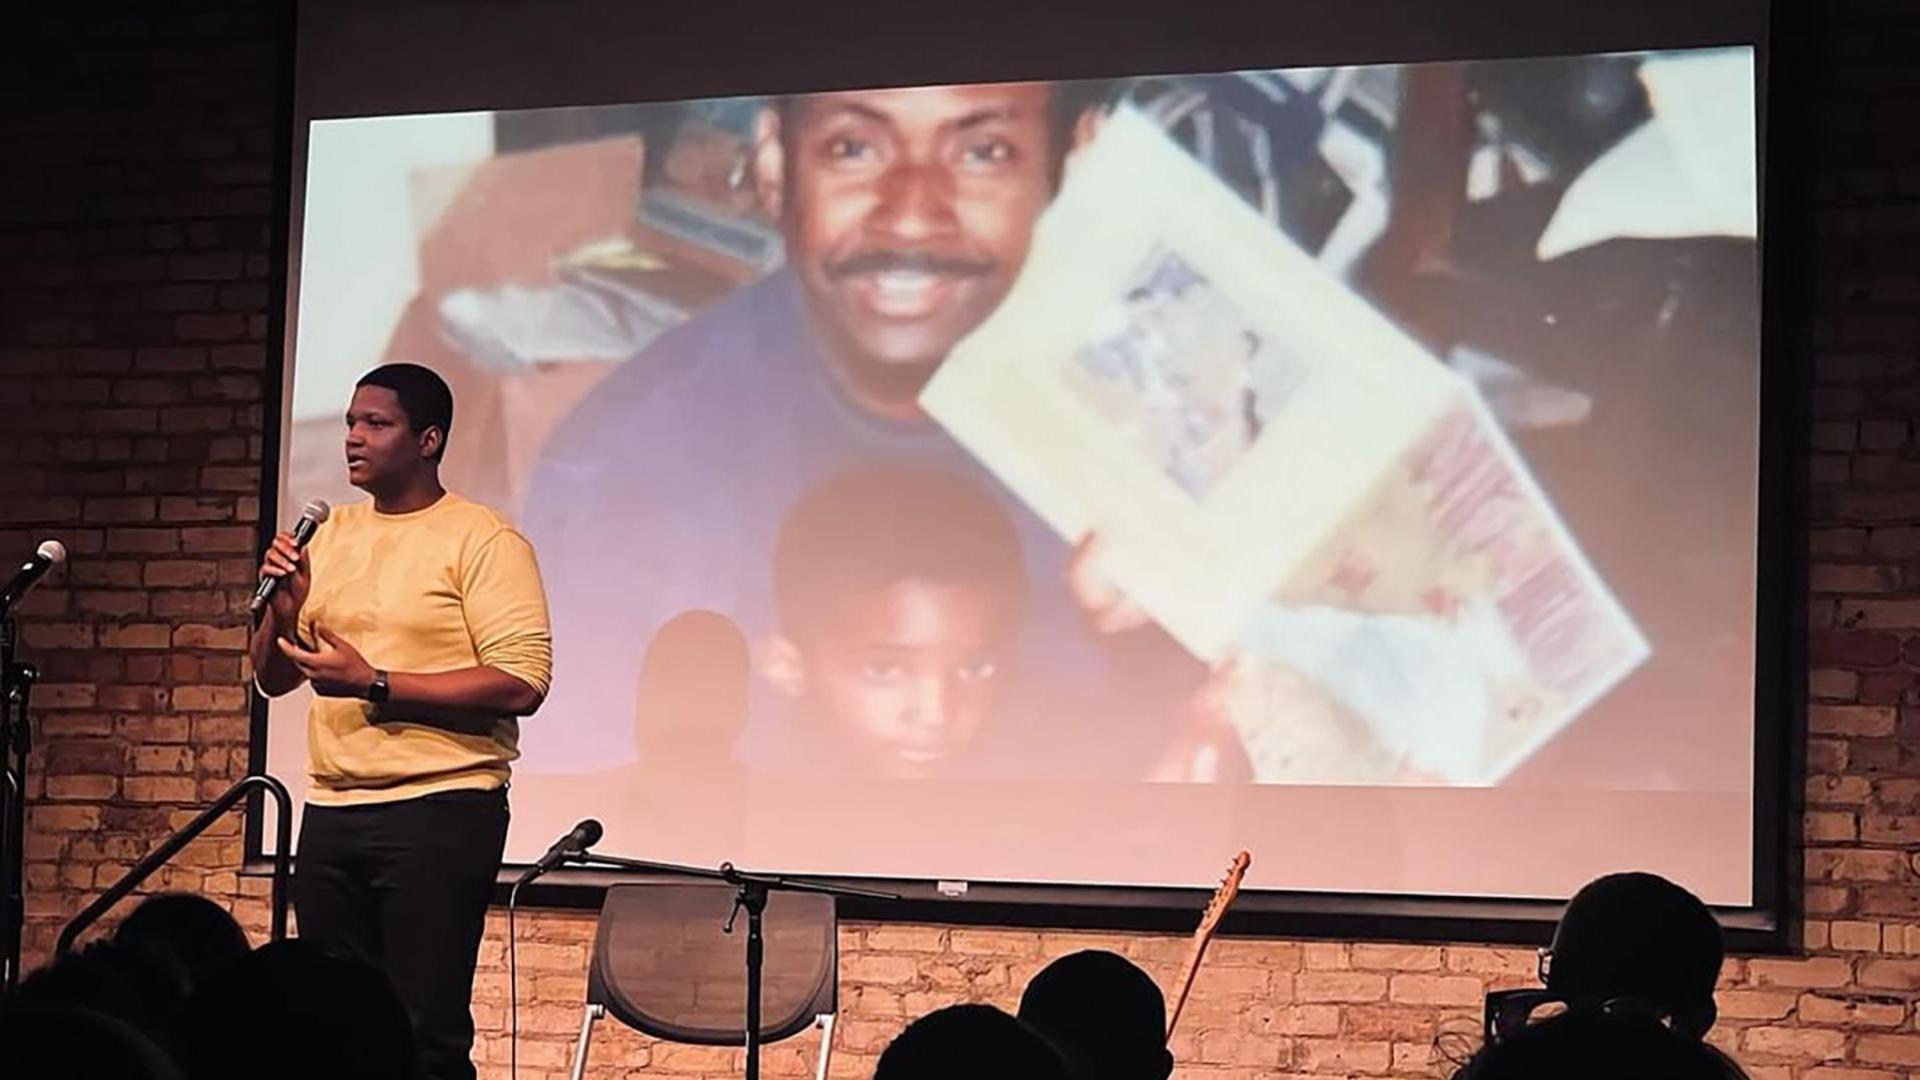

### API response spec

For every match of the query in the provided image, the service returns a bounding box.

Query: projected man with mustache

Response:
[521,81,1194,778]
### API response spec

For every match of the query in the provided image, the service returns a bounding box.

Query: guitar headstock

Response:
[1196,851,1251,938]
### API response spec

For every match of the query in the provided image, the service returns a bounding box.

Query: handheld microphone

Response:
[520,819,603,883]
[249,498,331,617]
[0,540,67,616]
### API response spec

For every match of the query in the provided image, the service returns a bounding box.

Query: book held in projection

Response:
[922,106,1649,785]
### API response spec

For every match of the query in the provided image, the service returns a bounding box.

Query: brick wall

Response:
[4,3,1918,1079]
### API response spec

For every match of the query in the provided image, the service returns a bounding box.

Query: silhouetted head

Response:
[15,937,190,1042]
[1018,950,1173,1080]
[115,892,251,997]
[1455,1009,1747,1080]
[179,940,420,1080]
[635,609,752,761]
[1546,872,1723,1038]
[875,1003,1068,1080]
[0,999,185,1080]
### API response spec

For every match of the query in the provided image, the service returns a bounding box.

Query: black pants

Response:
[296,787,509,1080]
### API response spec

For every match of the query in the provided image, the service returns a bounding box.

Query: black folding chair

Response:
[569,882,837,1080]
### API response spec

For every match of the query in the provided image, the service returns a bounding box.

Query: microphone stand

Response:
[560,851,897,1080]
[0,616,38,988]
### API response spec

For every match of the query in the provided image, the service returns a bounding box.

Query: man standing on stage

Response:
[250,362,552,1080]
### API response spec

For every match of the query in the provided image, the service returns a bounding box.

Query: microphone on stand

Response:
[249,499,331,617]
[517,819,603,885]
[0,540,67,617]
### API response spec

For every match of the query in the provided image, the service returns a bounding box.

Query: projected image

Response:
[281,46,1760,825]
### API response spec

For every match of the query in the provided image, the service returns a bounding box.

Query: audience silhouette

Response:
[1019,949,1174,1080]
[1,871,1745,1080]
[875,1003,1069,1080]
[1544,871,1725,1038]
[1458,1009,1747,1080]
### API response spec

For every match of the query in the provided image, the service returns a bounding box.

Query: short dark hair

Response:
[772,468,1026,640]
[1019,950,1173,1080]
[115,892,250,997]
[1547,872,1724,1038]
[177,940,419,1080]
[876,1004,1069,1080]
[776,78,1121,187]
[355,362,453,462]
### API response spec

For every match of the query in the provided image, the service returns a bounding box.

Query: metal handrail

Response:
[55,773,292,957]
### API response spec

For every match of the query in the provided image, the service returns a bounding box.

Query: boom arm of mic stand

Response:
[569,851,900,902]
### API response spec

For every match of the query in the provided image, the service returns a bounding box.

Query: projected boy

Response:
[758,468,1027,780]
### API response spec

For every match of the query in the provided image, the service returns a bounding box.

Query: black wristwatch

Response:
[367,669,391,704]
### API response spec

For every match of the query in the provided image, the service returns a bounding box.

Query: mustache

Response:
[825,250,995,281]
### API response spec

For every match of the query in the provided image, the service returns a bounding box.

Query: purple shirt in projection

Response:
[517,269,1189,777]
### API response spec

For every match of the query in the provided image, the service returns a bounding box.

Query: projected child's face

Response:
[791,579,1013,779]
[768,83,1059,383]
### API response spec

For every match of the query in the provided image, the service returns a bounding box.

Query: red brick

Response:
[1749,957,1855,989]
[1810,705,1898,736]
[142,559,220,587]
[1803,1070,1901,1080]
[1387,974,1481,1006]
[105,527,179,554]
[1831,920,1886,951]
[157,496,233,522]
[1812,630,1902,666]
[1806,811,1860,842]
[1299,972,1387,1002]
[171,624,244,651]
[1809,668,1862,700]
[1809,775,1875,805]
[1742,1026,1849,1061]
[171,684,246,711]
[1808,849,1909,882]
[1798,994,1906,1026]
[1254,1003,1341,1036]
[1859,959,1920,990]
[95,623,171,650]
[1858,887,1920,917]
[122,776,197,803]
[82,496,156,524]
[132,746,194,774]
[116,715,188,742]
[44,774,117,801]
[1349,943,1443,971]
[1293,1038,1392,1074]
[1856,1035,1920,1066]
[178,525,255,553]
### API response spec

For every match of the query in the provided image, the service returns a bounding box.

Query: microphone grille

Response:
[580,819,604,846]
[35,539,67,565]
[301,498,332,524]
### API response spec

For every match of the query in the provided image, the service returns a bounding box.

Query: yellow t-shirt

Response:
[296,492,552,806]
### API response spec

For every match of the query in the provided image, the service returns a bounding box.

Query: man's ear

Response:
[757,633,806,699]
[418,424,445,462]
[751,105,786,221]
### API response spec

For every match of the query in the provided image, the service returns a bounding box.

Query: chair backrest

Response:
[586,882,837,1045]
